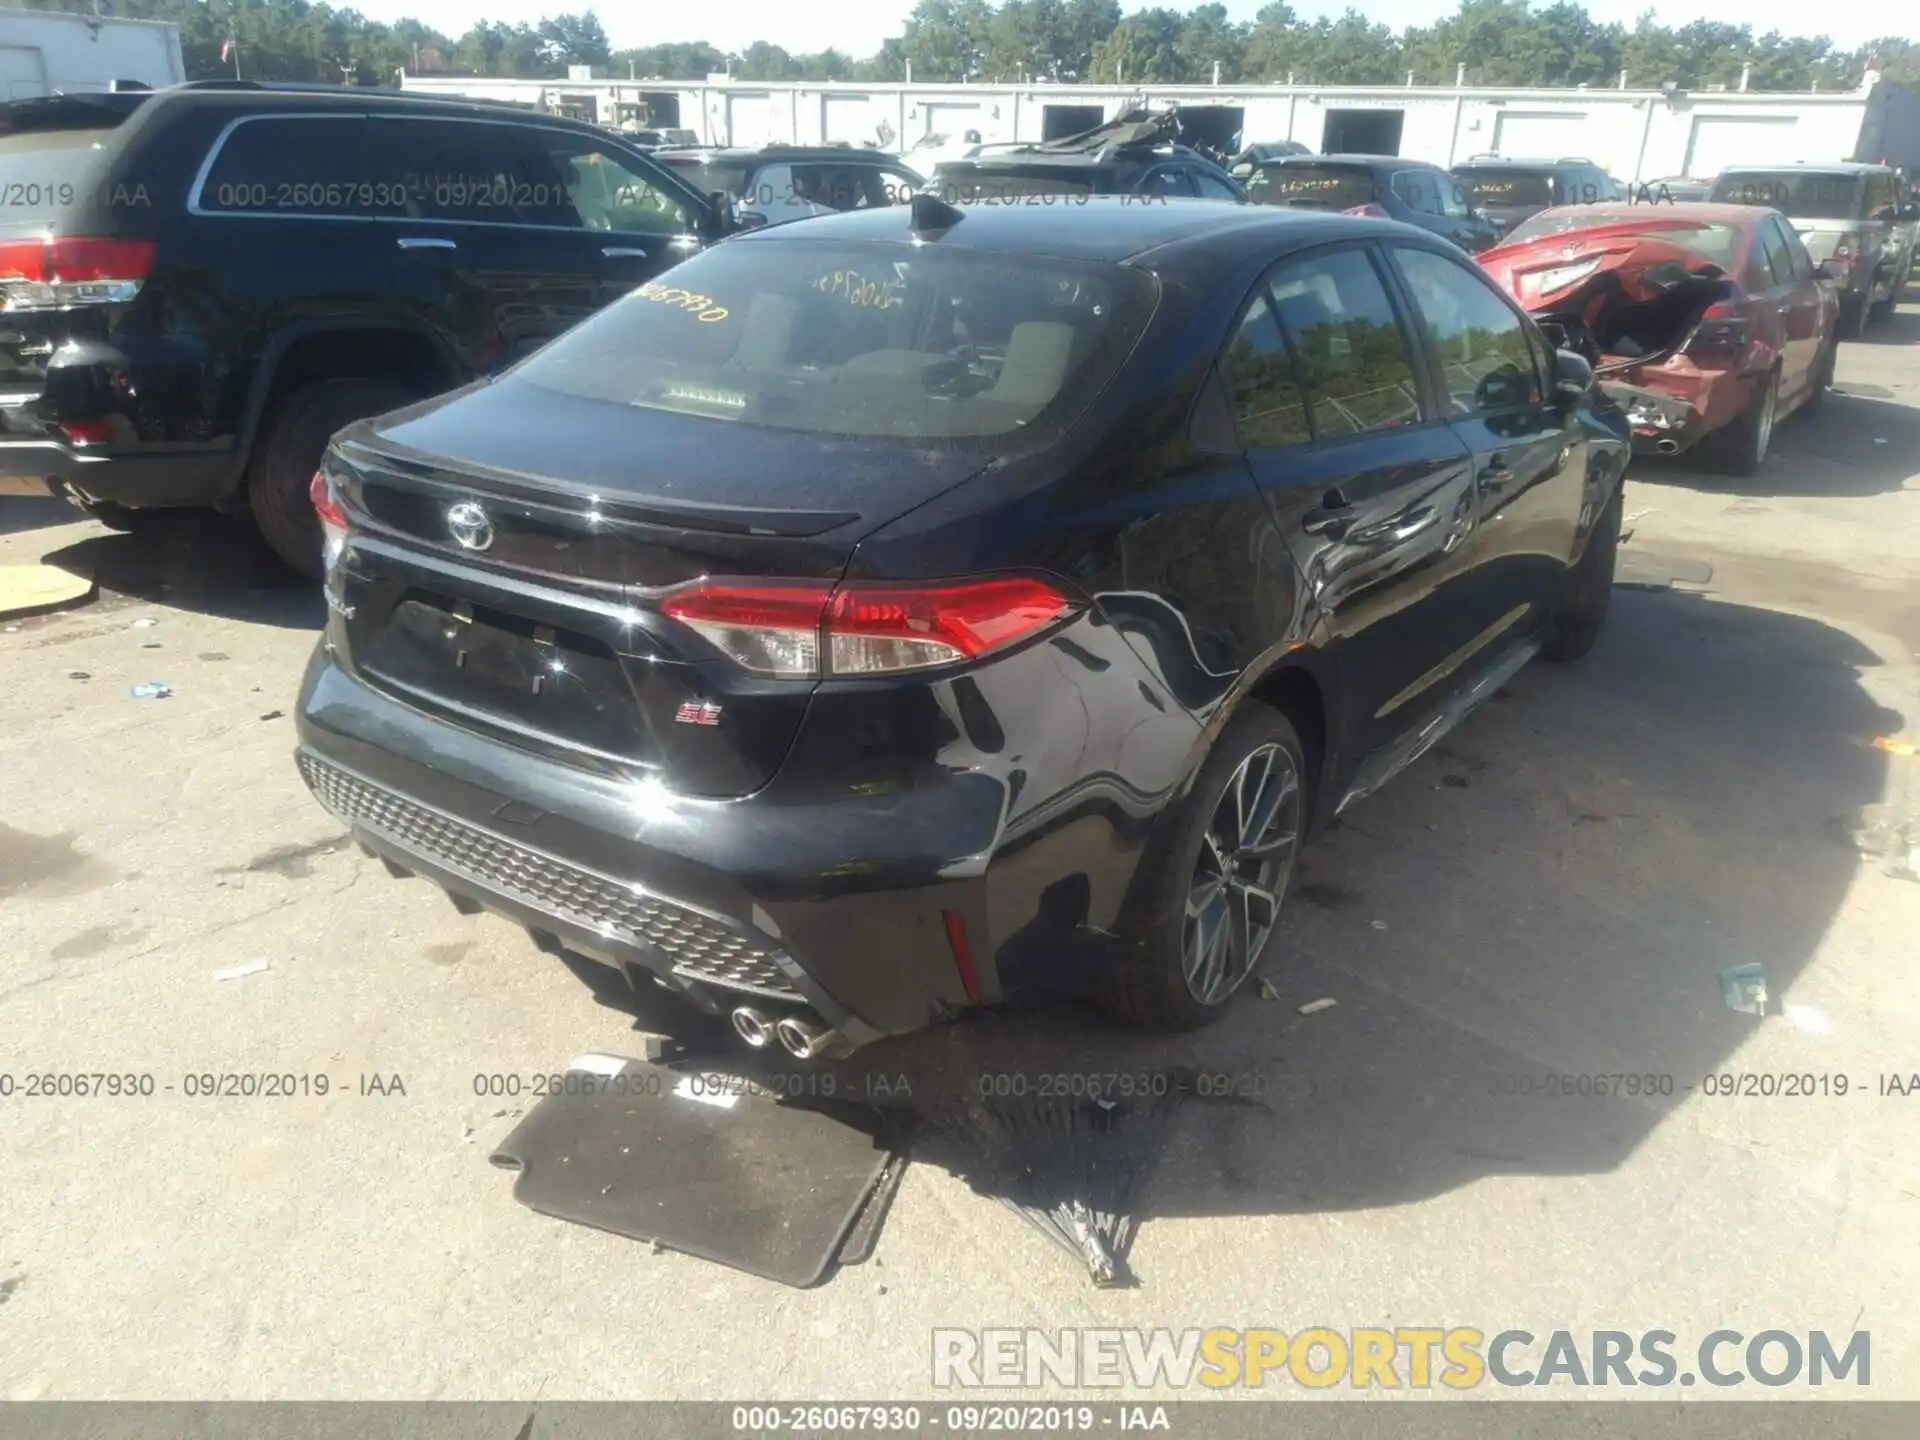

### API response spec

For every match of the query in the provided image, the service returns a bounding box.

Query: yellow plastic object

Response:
[0,564,96,619]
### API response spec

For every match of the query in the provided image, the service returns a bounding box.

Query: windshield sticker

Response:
[814,268,907,311]
[636,282,729,322]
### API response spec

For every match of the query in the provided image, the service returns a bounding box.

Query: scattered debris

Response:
[1298,997,1337,1016]
[129,617,158,629]
[1782,1003,1830,1035]
[462,1122,476,1143]
[198,652,230,662]
[1872,736,1917,757]
[127,681,172,700]
[140,641,162,650]
[66,670,90,681]
[213,959,270,982]
[258,709,285,722]
[1257,979,1281,1001]
[1719,963,1768,1017]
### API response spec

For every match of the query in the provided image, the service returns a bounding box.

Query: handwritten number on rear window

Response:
[815,269,906,311]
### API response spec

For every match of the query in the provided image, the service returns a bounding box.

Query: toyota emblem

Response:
[446,501,494,552]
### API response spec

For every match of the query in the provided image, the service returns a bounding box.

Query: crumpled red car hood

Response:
[1478,219,1730,320]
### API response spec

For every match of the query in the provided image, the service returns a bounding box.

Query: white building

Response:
[0,8,185,99]
[399,72,1902,182]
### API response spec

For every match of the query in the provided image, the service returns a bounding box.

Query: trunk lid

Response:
[326,376,991,797]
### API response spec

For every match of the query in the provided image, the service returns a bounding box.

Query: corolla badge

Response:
[446,501,494,552]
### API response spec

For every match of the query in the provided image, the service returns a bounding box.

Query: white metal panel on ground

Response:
[1490,109,1591,157]
[1685,114,1800,176]
[726,92,776,147]
[822,93,873,144]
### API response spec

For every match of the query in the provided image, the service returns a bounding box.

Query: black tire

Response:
[1539,483,1621,664]
[246,379,416,578]
[1840,294,1869,340]
[1706,368,1778,477]
[1105,704,1309,1031]
[1799,338,1836,417]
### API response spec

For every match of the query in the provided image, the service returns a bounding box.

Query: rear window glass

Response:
[1246,165,1376,210]
[511,239,1155,448]
[1713,171,1861,220]
[1503,209,1744,269]
[1456,170,1555,208]
[657,156,751,197]
[933,165,1095,200]
[0,128,122,232]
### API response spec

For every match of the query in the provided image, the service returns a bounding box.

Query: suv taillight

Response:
[661,576,1078,678]
[0,237,156,310]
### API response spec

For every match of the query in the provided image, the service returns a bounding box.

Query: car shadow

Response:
[556,584,1895,1284]
[1631,387,1920,497]
[0,496,84,537]
[36,509,323,630]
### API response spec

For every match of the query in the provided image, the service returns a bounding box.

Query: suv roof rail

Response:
[1557,155,1594,164]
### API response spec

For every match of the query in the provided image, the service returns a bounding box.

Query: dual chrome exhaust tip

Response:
[730,1006,838,1060]
[1655,437,1681,454]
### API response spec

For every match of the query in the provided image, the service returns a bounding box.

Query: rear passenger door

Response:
[1387,243,1583,647]
[1762,215,1822,394]
[1224,244,1481,752]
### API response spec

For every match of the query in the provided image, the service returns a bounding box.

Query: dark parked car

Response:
[928,111,1247,202]
[0,82,731,573]
[1229,140,1313,175]
[1451,156,1626,240]
[1710,162,1919,333]
[654,144,926,229]
[294,197,1627,1058]
[1481,203,1840,473]
[1244,154,1498,253]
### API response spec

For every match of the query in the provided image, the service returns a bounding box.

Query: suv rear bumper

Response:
[0,438,231,507]
[292,644,1001,1048]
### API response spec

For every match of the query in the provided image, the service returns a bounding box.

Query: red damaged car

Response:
[1477,203,1840,474]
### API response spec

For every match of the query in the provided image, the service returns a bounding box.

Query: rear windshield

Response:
[1712,171,1861,220]
[932,165,1095,200]
[657,156,751,197]
[1245,165,1375,209]
[0,129,118,234]
[1456,170,1555,208]
[510,238,1156,448]
[1503,209,1744,269]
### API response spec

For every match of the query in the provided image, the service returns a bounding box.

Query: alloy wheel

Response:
[1182,742,1303,1005]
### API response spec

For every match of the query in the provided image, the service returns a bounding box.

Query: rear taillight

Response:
[310,469,349,564]
[1687,305,1750,356]
[0,237,155,310]
[661,576,1077,678]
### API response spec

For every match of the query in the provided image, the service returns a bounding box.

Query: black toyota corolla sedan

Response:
[294,195,1628,1059]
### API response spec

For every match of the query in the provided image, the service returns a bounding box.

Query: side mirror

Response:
[707,190,739,236]
[1553,348,1594,401]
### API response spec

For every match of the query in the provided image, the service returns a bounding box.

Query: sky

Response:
[374,0,1908,62]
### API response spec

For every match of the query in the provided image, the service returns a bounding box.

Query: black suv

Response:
[654,144,926,230]
[927,111,1247,203]
[0,82,730,574]
[1244,154,1498,253]
[1451,156,1625,240]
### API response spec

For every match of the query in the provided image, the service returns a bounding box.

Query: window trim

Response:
[1207,238,1446,458]
[185,110,712,237]
[1136,164,1197,197]
[1382,239,1548,420]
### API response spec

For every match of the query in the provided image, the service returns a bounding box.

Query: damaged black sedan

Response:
[294,196,1628,1057]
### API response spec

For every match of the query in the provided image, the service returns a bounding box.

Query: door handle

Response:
[1478,453,1512,491]
[397,237,457,251]
[600,246,651,259]
[1301,491,1354,538]
[1349,505,1439,546]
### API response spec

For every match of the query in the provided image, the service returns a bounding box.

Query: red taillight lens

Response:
[309,470,349,529]
[58,419,115,446]
[661,576,1076,677]
[0,237,156,309]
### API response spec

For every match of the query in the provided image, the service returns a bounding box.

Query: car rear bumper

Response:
[1603,365,1757,455]
[0,437,232,506]
[293,623,1190,1046]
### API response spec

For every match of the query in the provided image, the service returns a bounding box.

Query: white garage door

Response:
[0,47,48,103]
[1491,110,1590,158]
[822,94,872,145]
[920,103,983,142]
[1685,116,1798,178]
[726,92,776,148]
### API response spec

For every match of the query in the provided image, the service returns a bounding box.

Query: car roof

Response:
[129,81,614,134]
[660,145,894,163]
[1717,161,1887,176]
[941,144,1208,171]
[1522,200,1767,227]
[1452,157,1592,170]
[1268,154,1442,172]
[723,195,1424,265]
